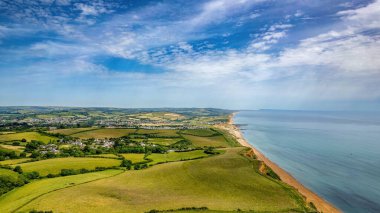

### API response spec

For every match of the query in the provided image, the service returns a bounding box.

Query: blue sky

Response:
[0,0,379,110]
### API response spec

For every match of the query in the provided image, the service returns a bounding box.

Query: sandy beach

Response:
[217,113,341,213]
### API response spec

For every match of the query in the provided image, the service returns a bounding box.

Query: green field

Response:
[0,168,20,179]
[136,129,180,137]
[47,127,98,135]
[181,129,218,137]
[0,170,124,213]
[120,153,147,164]
[148,138,183,146]
[14,148,311,213]
[147,150,209,165]
[18,157,121,176]
[0,144,24,153]
[71,128,137,139]
[0,158,30,165]
[183,135,230,147]
[87,154,120,159]
[0,132,57,143]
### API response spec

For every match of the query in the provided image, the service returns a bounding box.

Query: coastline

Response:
[218,112,341,213]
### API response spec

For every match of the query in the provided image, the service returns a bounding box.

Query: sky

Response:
[0,0,379,110]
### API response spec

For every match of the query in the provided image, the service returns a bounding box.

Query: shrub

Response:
[60,169,78,176]
[13,165,23,174]
[24,171,40,179]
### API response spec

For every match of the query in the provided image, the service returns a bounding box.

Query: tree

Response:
[121,159,132,170]
[21,138,27,142]
[13,166,23,174]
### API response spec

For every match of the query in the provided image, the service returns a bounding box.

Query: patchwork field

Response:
[0,168,19,179]
[13,148,310,213]
[180,129,218,137]
[182,135,230,147]
[0,158,30,165]
[0,144,24,153]
[147,138,183,145]
[136,129,180,137]
[18,157,121,176]
[120,153,147,164]
[0,170,124,213]
[47,127,98,135]
[70,128,137,139]
[0,132,57,143]
[147,150,209,165]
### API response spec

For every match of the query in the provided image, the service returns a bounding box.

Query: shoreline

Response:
[218,113,341,213]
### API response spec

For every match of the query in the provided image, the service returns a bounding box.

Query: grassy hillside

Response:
[71,128,137,139]
[15,148,311,213]
[120,153,147,163]
[18,157,121,176]
[0,170,123,213]
[0,132,57,143]
[0,158,30,165]
[47,127,98,135]
[147,150,209,165]
[182,135,229,147]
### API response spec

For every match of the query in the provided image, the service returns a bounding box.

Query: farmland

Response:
[182,135,230,147]
[18,157,121,176]
[13,148,313,213]
[147,150,209,165]
[70,128,137,139]
[0,170,123,213]
[120,153,146,163]
[0,132,57,143]
[48,127,97,135]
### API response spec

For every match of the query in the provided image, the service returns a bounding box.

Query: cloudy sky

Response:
[0,0,379,110]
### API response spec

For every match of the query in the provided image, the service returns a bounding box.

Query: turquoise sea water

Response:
[234,110,380,213]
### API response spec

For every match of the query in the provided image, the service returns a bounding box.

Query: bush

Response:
[121,159,132,170]
[60,169,78,176]
[12,141,20,146]
[0,174,28,195]
[24,171,40,179]
[13,165,23,174]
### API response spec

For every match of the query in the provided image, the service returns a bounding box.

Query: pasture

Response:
[180,129,218,137]
[18,157,121,176]
[16,148,311,213]
[0,168,19,179]
[136,129,180,137]
[47,127,97,135]
[147,138,183,146]
[70,128,137,139]
[0,144,24,153]
[0,132,57,143]
[182,135,230,147]
[147,150,209,165]
[0,158,30,165]
[0,170,123,213]
[120,153,146,164]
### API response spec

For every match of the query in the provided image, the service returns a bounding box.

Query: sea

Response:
[234,110,380,213]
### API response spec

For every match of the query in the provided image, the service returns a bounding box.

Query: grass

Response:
[0,170,124,213]
[0,132,57,143]
[87,154,120,159]
[47,127,98,136]
[148,138,183,146]
[0,158,31,165]
[16,148,310,213]
[146,150,210,165]
[0,168,20,179]
[136,129,181,137]
[180,129,218,137]
[120,153,147,164]
[182,135,230,147]
[18,157,121,176]
[71,128,137,139]
[0,144,25,153]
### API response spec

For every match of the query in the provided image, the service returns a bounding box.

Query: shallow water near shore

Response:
[234,110,380,213]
